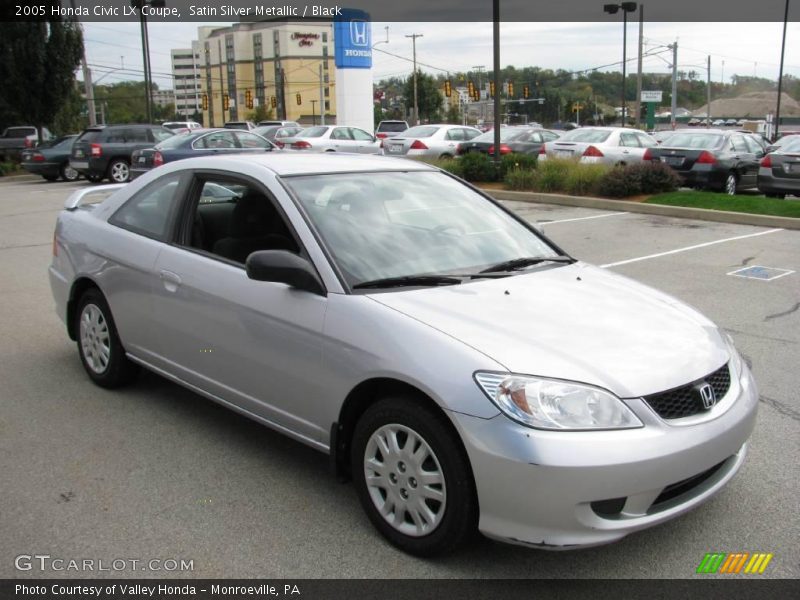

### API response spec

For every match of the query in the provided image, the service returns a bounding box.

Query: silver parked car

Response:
[50,154,757,556]
[757,136,800,198]
[382,124,482,158]
[539,127,657,165]
[283,125,381,153]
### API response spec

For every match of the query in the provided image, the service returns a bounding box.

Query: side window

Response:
[128,128,149,143]
[462,129,481,140]
[331,128,353,140]
[542,131,559,141]
[445,129,464,141]
[619,133,640,147]
[635,133,657,148]
[105,128,128,143]
[199,131,238,149]
[743,135,764,154]
[350,128,374,141]
[109,173,182,239]
[731,135,748,153]
[185,177,299,264]
[235,132,270,148]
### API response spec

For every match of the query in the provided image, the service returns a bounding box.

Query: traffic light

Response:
[222,94,230,111]
[507,81,514,97]
[444,79,452,98]
[296,93,302,105]
[245,89,253,109]
[271,96,277,108]
[489,81,495,98]
[201,94,208,111]
[467,80,475,100]
[523,85,529,99]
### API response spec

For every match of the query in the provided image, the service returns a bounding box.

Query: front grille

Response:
[644,363,731,419]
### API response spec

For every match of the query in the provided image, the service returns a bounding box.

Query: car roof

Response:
[169,152,438,177]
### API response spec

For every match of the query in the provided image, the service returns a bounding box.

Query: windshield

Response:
[661,133,723,149]
[285,171,559,288]
[559,129,612,143]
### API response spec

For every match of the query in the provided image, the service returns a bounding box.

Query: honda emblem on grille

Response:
[699,383,716,410]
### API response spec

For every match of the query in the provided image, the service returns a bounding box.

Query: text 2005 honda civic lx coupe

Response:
[49,154,758,556]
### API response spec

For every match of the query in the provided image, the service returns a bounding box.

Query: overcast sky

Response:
[81,21,800,89]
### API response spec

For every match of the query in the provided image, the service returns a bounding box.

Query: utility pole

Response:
[473,65,485,121]
[310,100,317,126]
[319,63,325,125]
[70,0,96,126]
[406,34,423,125]
[492,0,500,160]
[218,39,225,125]
[669,41,678,130]
[775,0,790,139]
[707,55,712,125]
[635,4,644,127]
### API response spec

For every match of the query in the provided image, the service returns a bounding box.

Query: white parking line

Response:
[601,228,785,268]
[541,212,629,225]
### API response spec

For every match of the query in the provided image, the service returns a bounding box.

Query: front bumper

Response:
[449,363,758,549]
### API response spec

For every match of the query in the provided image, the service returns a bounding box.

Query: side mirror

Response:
[245,250,326,296]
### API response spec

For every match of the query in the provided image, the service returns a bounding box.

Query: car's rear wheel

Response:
[75,288,139,388]
[61,162,79,182]
[351,396,477,556]
[724,173,738,196]
[108,159,130,183]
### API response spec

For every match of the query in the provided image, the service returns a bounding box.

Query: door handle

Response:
[159,270,182,292]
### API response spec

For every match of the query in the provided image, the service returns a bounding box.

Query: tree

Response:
[403,71,443,123]
[444,103,461,124]
[247,103,275,124]
[0,7,83,140]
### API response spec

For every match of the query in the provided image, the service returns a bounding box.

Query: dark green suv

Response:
[69,124,174,183]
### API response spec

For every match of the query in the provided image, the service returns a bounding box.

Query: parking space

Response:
[1,177,798,579]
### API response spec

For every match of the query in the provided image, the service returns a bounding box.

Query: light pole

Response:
[604,2,637,127]
[775,0,790,139]
[310,100,317,126]
[406,34,423,125]
[131,0,166,124]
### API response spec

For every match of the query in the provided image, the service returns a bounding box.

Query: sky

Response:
[80,21,800,90]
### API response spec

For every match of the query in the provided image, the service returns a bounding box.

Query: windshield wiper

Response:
[479,256,575,274]
[353,275,464,289]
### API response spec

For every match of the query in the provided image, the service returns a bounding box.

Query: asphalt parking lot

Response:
[1,176,797,579]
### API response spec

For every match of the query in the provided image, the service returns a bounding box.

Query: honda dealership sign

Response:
[334,9,373,133]
[334,9,372,69]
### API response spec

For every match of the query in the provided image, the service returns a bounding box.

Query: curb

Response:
[485,189,800,231]
[0,173,37,182]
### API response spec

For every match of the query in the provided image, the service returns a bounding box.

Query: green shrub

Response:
[499,153,537,179]
[0,161,20,177]
[563,163,609,196]
[596,165,640,197]
[631,161,682,194]
[504,167,537,191]
[534,158,574,192]
[458,151,497,182]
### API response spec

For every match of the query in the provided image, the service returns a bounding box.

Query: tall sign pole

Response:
[492,0,501,162]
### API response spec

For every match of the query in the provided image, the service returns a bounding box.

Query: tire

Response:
[75,288,139,388]
[723,173,738,196]
[351,396,478,557]
[60,162,79,182]
[42,174,59,182]
[107,159,130,183]
[439,153,453,159]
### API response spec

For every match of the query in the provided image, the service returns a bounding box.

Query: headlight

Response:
[475,372,643,431]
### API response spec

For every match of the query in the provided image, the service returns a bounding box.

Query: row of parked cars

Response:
[18,120,800,198]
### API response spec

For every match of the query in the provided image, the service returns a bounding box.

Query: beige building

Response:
[171,45,202,118]
[196,21,335,127]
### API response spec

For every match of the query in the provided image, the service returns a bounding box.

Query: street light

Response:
[604,2,637,127]
[131,0,166,124]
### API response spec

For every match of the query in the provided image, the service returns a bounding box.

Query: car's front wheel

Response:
[351,396,478,556]
[61,162,79,182]
[75,288,139,388]
[724,173,738,195]
[108,159,130,183]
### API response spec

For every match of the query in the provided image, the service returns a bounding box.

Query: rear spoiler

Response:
[64,183,126,211]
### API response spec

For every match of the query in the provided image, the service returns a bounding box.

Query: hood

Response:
[368,263,728,399]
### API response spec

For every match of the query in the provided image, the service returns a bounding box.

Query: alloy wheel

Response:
[79,303,111,374]
[725,174,737,196]
[110,161,130,183]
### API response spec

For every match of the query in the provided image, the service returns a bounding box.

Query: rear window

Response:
[400,126,439,138]
[298,127,328,138]
[224,122,249,130]
[559,129,612,143]
[473,129,528,143]
[5,127,36,138]
[661,133,723,150]
[377,122,408,133]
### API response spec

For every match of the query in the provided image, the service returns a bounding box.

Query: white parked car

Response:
[382,124,482,159]
[539,127,657,165]
[283,125,381,154]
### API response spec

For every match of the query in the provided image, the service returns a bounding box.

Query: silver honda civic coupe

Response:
[49,153,758,556]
